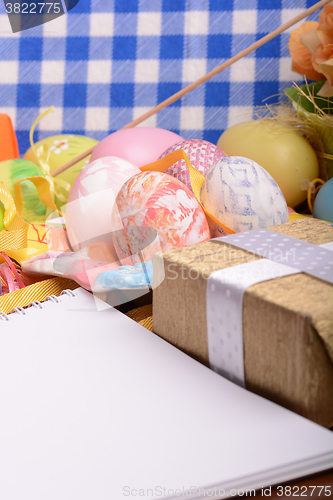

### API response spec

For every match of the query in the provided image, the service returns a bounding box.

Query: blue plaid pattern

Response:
[0,0,321,156]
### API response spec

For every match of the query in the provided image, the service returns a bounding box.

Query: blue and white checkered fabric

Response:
[0,0,320,156]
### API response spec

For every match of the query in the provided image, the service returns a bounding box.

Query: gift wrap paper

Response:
[152,219,333,427]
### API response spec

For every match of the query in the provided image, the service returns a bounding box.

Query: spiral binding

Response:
[0,289,77,321]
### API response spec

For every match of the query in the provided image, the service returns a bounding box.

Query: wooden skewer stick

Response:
[51,0,330,178]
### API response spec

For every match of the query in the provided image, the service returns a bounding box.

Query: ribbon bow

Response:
[29,106,71,207]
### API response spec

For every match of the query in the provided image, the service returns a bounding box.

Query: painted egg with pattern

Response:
[158,139,227,192]
[112,170,210,264]
[66,156,141,252]
[24,134,99,188]
[200,156,288,236]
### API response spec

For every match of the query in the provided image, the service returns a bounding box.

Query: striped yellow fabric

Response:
[0,228,28,252]
[0,277,79,314]
[125,304,153,332]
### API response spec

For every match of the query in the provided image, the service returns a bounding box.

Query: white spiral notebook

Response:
[0,287,332,500]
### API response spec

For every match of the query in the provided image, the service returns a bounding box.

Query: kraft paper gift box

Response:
[152,218,333,427]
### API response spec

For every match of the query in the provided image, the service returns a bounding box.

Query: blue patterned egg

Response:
[200,156,288,236]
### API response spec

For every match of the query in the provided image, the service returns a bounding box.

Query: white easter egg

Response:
[200,156,288,235]
[66,156,141,251]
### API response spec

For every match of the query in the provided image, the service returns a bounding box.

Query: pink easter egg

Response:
[158,139,227,192]
[89,127,184,168]
[66,156,141,251]
[112,170,210,264]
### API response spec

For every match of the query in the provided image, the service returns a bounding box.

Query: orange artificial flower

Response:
[317,1,333,47]
[314,2,333,90]
[313,43,333,83]
[289,21,324,81]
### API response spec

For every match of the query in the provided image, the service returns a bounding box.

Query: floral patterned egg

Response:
[158,139,227,192]
[24,134,98,188]
[200,156,289,236]
[66,156,141,251]
[112,170,210,264]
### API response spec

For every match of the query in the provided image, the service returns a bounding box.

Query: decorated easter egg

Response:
[24,134,98,187]
[89,128,183,168]
[313,178,333,223]
[217,121,319,208]
[111,170,210,264]
[66,156,141,251]
[0,159,47,227]
[158,139,227,192]
[200,156,288,235]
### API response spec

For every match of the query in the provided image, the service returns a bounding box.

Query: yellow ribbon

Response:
[0,174,63,253]
[29,107,71,206]
[0,182,28,251]
[0,277,79,314]
[14,176,59,215]
[307,178,325,215]
[140,150,236,235]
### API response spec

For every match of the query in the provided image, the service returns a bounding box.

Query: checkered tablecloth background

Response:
[0,0,320,156]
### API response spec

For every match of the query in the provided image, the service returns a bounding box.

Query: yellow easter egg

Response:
[24,134,98,187]
[217,121,319,207]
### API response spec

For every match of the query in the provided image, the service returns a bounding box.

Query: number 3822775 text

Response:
[276,485,331,496]
[5,3,62,14]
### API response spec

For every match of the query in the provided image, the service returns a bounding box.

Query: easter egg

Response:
[89,128,183,168]
[200,156,288,235]
[217,121,319,207]
[313,178,333,223]
[66,156,141,251]
[0,159,47,226]
[24,134,98,188]
[158,139,227,192]
[112,171,210,264]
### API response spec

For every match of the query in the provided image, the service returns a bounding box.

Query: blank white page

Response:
[0,288,332,500]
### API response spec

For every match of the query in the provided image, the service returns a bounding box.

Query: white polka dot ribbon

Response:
[206,230,333,388]
[221,229,333,284]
